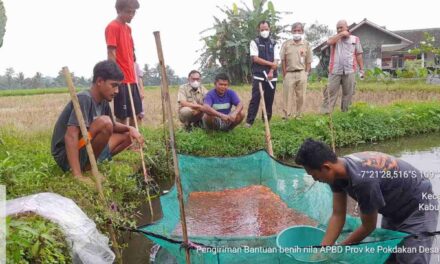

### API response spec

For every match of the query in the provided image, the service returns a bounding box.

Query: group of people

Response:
[177,19,364,131]
[49,1,437,263]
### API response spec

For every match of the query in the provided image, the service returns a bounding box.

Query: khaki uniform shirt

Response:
[177,83,208,109]
[280,40,312,72]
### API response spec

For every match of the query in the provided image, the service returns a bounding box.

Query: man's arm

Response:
[327,31,350,45]
[306,63,312,74]
[64,126,82,177]
[138,77,145,100]
[180,100,202,110]
[252,56,277,69]
[341,211,377,245]
[229,101,244,122]
[250,38,277,69]
[282,59,287,77]
[113,122,144,144]
[356,54,364,75]
[321,192,347,246]
[306,44,313,74]
[107,46,116,62]
[201,104,228,120]
[267,59,279,80]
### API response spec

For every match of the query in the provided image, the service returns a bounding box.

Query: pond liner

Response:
[137,150,412,263]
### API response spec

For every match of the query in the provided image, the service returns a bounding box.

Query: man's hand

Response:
[359,70,365,80]
[267,70,274,80]
[128,126,144,145]
[219,113,230,122]
[193,104,202,110]
[271,62,278,70]
[341,30,350,37]
[228,113,237,123]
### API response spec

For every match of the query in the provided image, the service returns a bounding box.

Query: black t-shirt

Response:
[331,152,432,221]
[51,90,113,160]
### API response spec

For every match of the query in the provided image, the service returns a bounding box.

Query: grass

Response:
[308,79,440,92]
[1,129,148,263]
[0,87,78,97]
[2,92,440,262]
[1,80,439,98]
[2,82,440,133]
[6,215,72,263]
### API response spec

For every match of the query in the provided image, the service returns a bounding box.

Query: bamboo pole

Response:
[126,83,154,221]
[160,83,172,176]
[153,31,191,264]
[323,85,336,152]
[258,82,274,156]
[63,67,122,263]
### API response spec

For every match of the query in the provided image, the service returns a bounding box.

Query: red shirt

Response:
[105,19,135,83]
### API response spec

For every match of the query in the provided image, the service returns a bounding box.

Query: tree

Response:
[5,67,14,89]
[408,32,440,68]
[54,69,66,87]
[16,72,25,88]
[142,63,184,86]
[0,0,6,48]
[199,0,288,84]
[31,72,43,88]
[305,21,334,48]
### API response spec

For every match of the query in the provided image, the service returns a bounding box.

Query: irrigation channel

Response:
[122,133,440,264]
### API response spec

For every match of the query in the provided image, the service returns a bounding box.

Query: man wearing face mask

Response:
[280,22,312,119]
[245,20,280,128]
[177,70,208,130]
[321,20,364,114]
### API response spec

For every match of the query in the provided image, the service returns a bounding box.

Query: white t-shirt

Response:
[249,39,281,61]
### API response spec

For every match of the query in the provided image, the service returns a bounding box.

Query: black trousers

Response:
[246,79,276,125]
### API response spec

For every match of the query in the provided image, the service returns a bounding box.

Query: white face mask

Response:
[260,30,270,39]
[190,81,200,89]
[293,33,303,41]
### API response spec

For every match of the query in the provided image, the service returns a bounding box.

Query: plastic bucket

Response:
[276,225,327,262]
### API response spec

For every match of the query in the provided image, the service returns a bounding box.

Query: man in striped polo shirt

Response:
[321,20,364,114]
[202,73,244,131]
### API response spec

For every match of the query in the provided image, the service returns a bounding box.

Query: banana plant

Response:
[199,0,288,84]
[0,0,6,48]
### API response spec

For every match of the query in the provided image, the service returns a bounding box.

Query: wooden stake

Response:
[159,83,172,176]
[323,85,336,152]
[258,82,274,156]
[153,31,191,264]
[63,67,122,263]
[126,83,154,221]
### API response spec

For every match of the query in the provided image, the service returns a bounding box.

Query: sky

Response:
[0,0,439,79]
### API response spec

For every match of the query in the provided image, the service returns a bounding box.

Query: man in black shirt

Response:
[295,138,438,264]
[51,60,144,182]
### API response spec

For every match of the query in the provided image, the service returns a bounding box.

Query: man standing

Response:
[245,20,279,128]
[51,60,144,183]
[280,22,312,119]
[177,70,208,130]
[321,20,364,114]
[105,0,142,125]
[295,139,438,264]
[202,73,244,131]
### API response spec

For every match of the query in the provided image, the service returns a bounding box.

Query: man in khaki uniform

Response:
[280,22,312,119]
[177,70,208,130]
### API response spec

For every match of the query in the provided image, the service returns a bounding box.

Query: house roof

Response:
[313,18,418,52]
[392,28,440,51]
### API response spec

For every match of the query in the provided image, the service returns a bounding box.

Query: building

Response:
[313,19,440,74]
